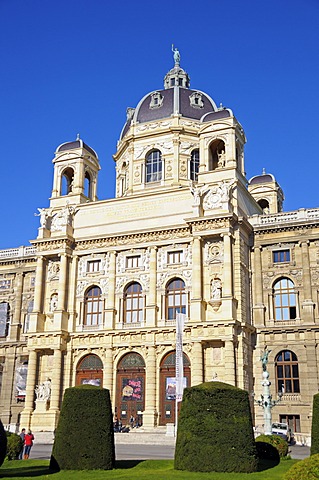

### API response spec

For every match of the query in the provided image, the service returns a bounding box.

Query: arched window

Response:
[258,199,270,214]
[124,282,144,324]
[0,302,10,337]
[146,150,162,183]
[209,139,225,170]
[84,286,103,327]
[76,354,103,386]
[84,171,91,199]
[23,300,34,333]
[275,350,300,393]
[61,167,74,195]
[166,278,187,320]
[189,149,199,181]
[273,278,297,321]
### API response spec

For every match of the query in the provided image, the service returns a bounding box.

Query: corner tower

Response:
[50,136,100,208]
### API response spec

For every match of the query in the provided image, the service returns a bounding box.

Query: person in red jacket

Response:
[23,430,34,459]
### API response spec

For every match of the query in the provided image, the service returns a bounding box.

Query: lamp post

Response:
[252,347,283,435]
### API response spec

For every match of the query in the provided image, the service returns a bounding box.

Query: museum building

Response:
[0,55,319,439]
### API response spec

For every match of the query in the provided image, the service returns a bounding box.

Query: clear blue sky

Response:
[1,0,319,249]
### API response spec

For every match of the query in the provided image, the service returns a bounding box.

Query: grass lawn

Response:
[0,458,298,480]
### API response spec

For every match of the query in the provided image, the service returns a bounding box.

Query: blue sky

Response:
[1,0,319,249]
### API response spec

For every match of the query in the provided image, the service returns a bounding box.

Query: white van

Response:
[271,422,292,443]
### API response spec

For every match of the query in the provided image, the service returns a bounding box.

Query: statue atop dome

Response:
[172,44,180,66]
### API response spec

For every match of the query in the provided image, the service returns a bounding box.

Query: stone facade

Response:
[0,60,317,440]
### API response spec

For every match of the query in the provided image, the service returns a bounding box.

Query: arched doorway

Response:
[76,354,103,386]
[159,351,191,425]
[116,353,145,426]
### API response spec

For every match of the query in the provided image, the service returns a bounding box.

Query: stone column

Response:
[191,342,203,385]
[10,273,24,340]
[143,346,157,427]
[252,246,266,326]
[300,241,315,322]
[21,350,38,428]
[146,247,157,327]
[190,237,202,321]
[222,233,233,297]
[224,339,236,385]
[103,347,113,393]
[58,254,68,311]
[33,257,45,313]
[50,349,62,411]
[105,252,116,328]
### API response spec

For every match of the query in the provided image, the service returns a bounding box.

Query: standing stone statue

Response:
[260,348,271,371]
[172,44,180,66]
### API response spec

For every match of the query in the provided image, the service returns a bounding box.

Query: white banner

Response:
[176,313,186,402]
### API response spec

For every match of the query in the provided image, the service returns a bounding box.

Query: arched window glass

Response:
[0,302,10,337]
[273,278,297,321]
[146,150,162,183]
[275,350,300,393]
[190,149,199,181]
[84,286,102,326]
[124,282,144,323]
[166,278,186,320]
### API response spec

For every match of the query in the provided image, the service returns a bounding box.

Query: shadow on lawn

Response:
[0,465,52,478]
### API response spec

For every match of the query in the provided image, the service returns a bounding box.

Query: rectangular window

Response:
[0,279,11,289]
[273,250,290,263]
[87,260,101,273]
[126,256,140,269]
[167,251,183,264]
[279,414,301,433]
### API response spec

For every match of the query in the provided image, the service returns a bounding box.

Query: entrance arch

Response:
[159,351,191,425]
[76,354,103,386]
[116,352,145,426]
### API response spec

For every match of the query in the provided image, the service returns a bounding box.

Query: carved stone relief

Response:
[203,180,234,210]
[47,260,60,281]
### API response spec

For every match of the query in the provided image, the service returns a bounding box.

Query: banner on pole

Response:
[176,313,186,402]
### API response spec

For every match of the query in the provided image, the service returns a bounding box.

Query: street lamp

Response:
[252,348,283,435]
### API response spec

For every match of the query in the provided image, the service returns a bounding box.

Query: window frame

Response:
[165,278,187,320]
[189,149,199,182]
[87,260,101,273]
[84,286,103,327]
[275,350,300,394]
[126,255,141,269]
[123,282,144,324]
[167,250,183,265]
[273,249,290,263]
[145,150,162,183]
[273,277,297,321]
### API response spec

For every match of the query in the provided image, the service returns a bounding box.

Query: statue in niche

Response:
[50,294,58,312]
[35,378,51,401]
[211,279,222,300]
[217,149,226,168]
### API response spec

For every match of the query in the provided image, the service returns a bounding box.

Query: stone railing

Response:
[0,245,36,259]
[250,207,319,228]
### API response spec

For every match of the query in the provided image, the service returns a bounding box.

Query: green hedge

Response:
[174,381,258,473]
[311,393,319,455]
[6,432,23,460]
[256,434,288,458]
[284,453,319,480]
[0,420,7,467]
[50,385,115,470]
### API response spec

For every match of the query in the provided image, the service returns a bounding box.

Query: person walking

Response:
[23,430,34,459]
[18,428,25,460]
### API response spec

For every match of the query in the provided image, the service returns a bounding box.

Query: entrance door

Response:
[76,354,103,386]
[159,351,191,426]
[116,353,145,426]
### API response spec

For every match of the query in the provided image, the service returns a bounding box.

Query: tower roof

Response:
[56,135,98,158]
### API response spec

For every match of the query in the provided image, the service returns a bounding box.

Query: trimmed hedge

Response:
[174,381,258,473]
[256,434,288,458]
[284,453,319,480]
[311,393,319,455]
[50,385,115,470]
[6,432,23,460]
[0,420,7,467]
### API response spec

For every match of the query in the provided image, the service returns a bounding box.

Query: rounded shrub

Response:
[50,385,115,470]
[0,420,7,467]
[284,453,319,480]
[256,434,288,458]
[174,381,258,473]
[311,393,319,455]
[6,432,23,460]
[255,440,280,463]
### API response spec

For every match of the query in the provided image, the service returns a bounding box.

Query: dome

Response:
[56,136,98,158]
[120,57,219,141]
[248,169,276,186]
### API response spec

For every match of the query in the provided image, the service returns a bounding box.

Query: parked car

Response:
[271,422,293,443]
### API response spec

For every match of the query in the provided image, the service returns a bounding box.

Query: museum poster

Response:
[15,363,28,399]
[121,377,143,401]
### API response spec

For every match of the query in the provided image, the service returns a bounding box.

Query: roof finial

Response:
[172,44,180,66]
[76,133,80,141]
[262,167,266,175]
